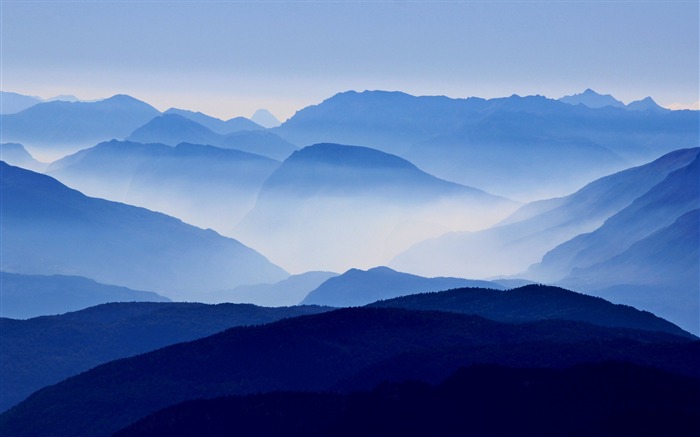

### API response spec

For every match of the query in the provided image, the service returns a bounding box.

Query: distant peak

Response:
[251,108,281,128]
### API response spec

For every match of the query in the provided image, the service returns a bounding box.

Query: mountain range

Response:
[0,302,329,412]
[1,162,287,299]
[235,142,518,272]
[274,90,697,200]
[127,113,297,161]
[0,272,169,320]
[2,300,695,437]
[301,266,503,307]
[47,140,281,232]
[163,108,264,134]
[559,88,670,112]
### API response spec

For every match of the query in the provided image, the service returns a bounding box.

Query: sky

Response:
[1,0,698,121]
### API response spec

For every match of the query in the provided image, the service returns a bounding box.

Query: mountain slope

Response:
[302,266,503,307]
[0,95,160,159]
[0,162,288,299]
[236,143,517,272]
[0,143,46,172]
[370,284,691,338]
[1,306,696,437]
[47,140,281,232]
[127,114,297,160]
[0,272,169,320]
[0,92,42,114]
[0,302,329,412]
[164,108,263,134]
[391,147,699,279]
[558,88,626,108]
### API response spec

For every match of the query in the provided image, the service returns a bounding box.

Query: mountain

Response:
[115,363,700,437]
[207,271,339,306]
[48,140,280,232]
[0,162,288,299]
[558,88,626,108]
[0,272,169,320]
[236,143,518,272]
[275,90,698,200]
[370,284,692,338]
[164,108,263,134]
[251,108,282,128]
[127,114,297,160]
[1,306,696,437]
[0,143,46,172]
[0,95,160,159]
[626,96,670,112]
[0,302,330,412]
[301,266,503,307]
[391,147,699,279]
[0,92,42,114]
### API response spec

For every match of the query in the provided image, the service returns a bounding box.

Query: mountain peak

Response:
[251,109,281,128]
[559,89,625,108]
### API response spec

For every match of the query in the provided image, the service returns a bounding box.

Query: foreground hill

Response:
[1,305,696,437]
[48,140,281,232]
[116,362,700,437]
[236,143,517,272]
[275,91,697,199]
[302,266,502,307]
[0,95,160,159]
[370,284,692,338]
[0,272,169,320]
[0,302,329,412]
[392,147,699,279]
[0,162,288,298]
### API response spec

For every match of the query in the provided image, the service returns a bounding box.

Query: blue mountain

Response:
[0,272,169,320]
[301,266,503,307]
[236,143,517,272]
[48,140,280,232]
[128,114,297,160]
[251,108,282,128]
[0,92,42,114]
[1,162,287,299]
[558,88,626,108]
[164,108,263,134]
[0,143,46,172]
[0,95,160,158]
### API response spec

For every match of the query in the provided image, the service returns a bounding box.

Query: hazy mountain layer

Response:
[0,92,42,114]
[1,306,695,437]
[0,302,329,412]
[302,266,503,307]
[0,144,46,172]
[275,91,697,199]
[0,95,160,160]
[127,114,297,160]
[1,162,287,299]
[236,143,518,272]
[47,140,280,232]
[164,108,263,134]
[392,147,699,279]
[0,272,169,320]
[207,271,339,306]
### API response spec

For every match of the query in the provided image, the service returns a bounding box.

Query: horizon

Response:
[3,1,698,121]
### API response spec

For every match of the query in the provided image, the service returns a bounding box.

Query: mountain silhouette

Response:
[208,271,339,306]
[0,143,46,172]
[301,266,502,307]
[164,108,263,134]
[1,306,696,437]
[275,90,697,199]
[127,114,297,160]
[252,108,282,128]
[48,140,281,232]
[0,272,169,320]
[370,284,691,338]
[114,362,700,437]
[626,96,670,112]
[0,95,160,159]
[236,143,517,272]
[0,92,42,114]
[1,162,287,299]
[0,302,329,412]
[558,88,626,108]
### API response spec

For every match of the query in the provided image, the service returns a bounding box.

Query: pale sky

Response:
[1,0,698,121]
